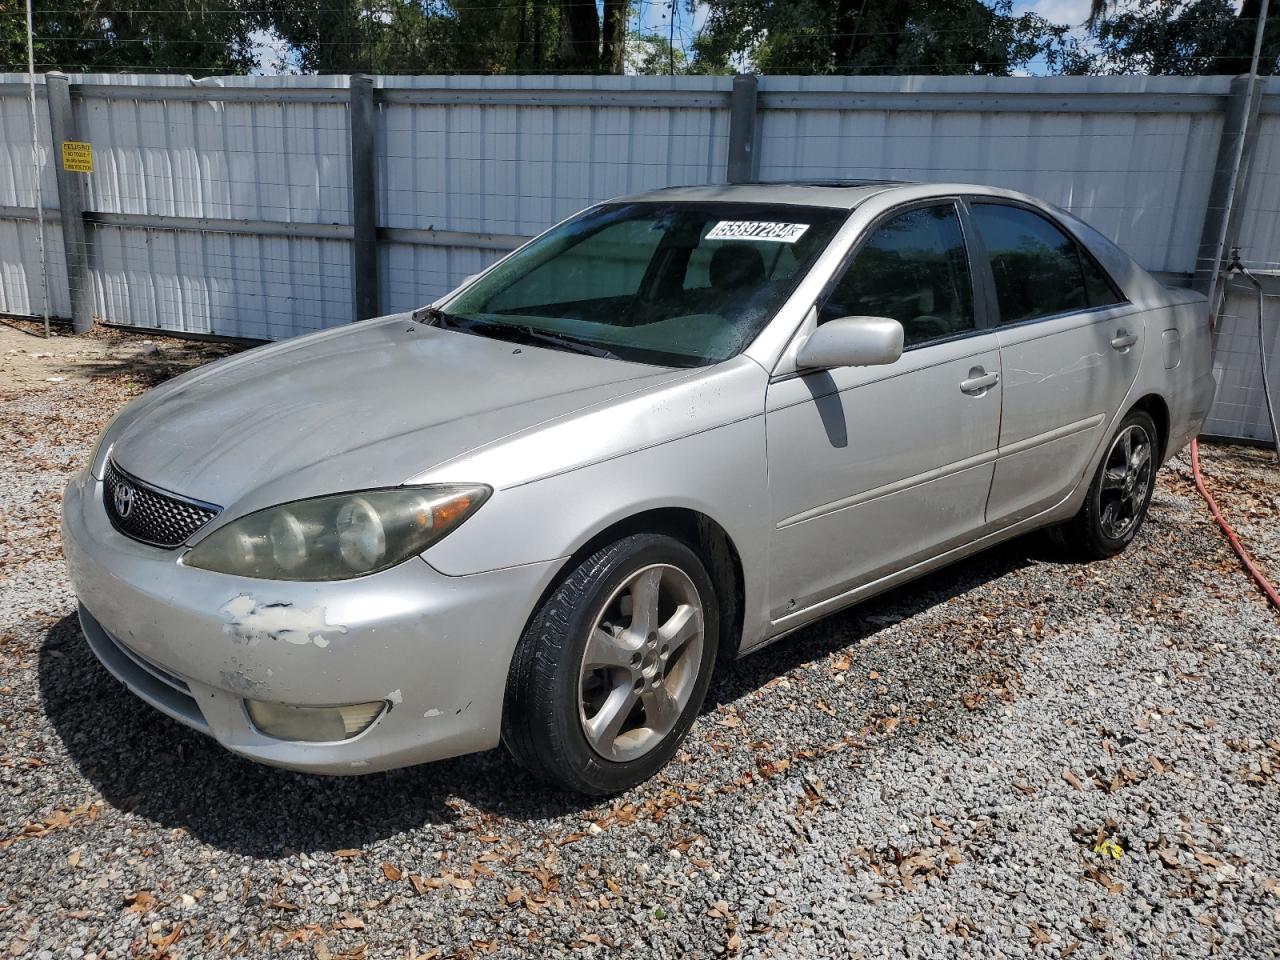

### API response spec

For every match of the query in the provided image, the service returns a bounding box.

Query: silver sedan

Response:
[62,182,1216,794]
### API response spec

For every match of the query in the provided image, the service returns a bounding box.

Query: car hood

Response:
[104,314,689,514]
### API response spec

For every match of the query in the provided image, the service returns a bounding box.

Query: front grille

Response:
[103,459,221,548]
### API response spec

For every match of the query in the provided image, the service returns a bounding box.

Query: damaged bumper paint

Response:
[61,468,558,775]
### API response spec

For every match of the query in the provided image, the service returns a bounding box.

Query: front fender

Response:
[421,413,772,650]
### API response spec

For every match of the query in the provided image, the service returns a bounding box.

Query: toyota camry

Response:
[63,181,1215,794]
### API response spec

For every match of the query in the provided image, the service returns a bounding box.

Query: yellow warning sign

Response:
[61,141,93,174]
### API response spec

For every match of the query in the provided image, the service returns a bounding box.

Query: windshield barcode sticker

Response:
[706,221,811,243]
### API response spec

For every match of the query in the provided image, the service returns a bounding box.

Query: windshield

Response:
[441,202,848,367]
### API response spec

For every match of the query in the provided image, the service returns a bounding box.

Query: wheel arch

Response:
[1128,392,1171,461]
[523,506,747,663]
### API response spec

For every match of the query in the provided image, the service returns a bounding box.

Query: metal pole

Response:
[348,74,380,323]
[24,0,50,338]
[726,74,759,184]
[1208,0,1270,316]
[45,72,93,334]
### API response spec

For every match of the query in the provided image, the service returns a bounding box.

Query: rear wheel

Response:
[1058,409,1159,559]
[502,533,718,795]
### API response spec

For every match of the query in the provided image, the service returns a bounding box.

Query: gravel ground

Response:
[2,318,1279,960]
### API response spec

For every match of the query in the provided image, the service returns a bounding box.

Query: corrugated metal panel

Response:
[372,76,731,306]
[63,77,352,336]
[0,77,68,318]
[1234,111,1280,273]
[379,242,500,315]
[0,219,71,319]
[375,75,730,243]
[756,76,1228,274]
[75,94,350,221]
[91,225,350,339]
[1204,282,1279,444]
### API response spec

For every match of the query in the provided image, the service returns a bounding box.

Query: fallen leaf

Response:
[124,890,158,914]
[1062,769,1087,792]
[382,863,402,882]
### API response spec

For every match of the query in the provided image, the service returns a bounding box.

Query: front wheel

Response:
[1058,409,1159,560]
[502,532,719,795]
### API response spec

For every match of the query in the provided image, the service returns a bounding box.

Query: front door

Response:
[765,201,1002,622]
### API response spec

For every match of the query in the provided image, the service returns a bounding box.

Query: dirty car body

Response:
[62,182,1216,790]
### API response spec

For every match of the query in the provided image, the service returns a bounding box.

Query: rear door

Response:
[765,200,1002,619]
[968,201,1142,525]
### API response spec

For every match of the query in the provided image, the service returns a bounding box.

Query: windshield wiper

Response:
[510,326,623,361]
[434,315,622,361]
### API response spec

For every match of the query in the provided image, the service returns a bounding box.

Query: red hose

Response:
[1190,438,1280,610]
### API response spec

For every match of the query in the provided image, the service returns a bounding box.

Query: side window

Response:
[819,203,975,347]
[971,204,1095,324]
[1080,248,1124,308]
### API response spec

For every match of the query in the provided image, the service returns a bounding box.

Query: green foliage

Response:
[689,0,1078,76]
[1074,0,1280,76]
[625,30,693,75]
[2,0,261,75]
[5,0,1278,77]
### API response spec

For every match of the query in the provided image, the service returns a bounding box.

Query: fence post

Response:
[45,72,92,334]
[726,74,759,184]
[349,74,380,322]
[1193,74,1264,300]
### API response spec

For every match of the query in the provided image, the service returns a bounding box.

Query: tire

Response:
[502,532,719,795]
[1057,409,1159,560]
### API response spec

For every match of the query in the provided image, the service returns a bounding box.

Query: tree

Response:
[1082,0,1280,76]
[689,0,1077,76]
[2,0,261,75]
[625,28,692,74]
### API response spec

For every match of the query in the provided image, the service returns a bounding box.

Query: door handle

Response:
[960,369,999,395]
[1111,330,1139,351]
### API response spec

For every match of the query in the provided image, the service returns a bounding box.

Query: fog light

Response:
[246,699,386,742]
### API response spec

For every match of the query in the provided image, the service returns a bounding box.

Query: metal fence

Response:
[0,72,1276,442]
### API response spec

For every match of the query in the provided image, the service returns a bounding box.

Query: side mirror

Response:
[796,315,904,370]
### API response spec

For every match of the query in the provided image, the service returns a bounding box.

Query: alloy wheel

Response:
[1097,423,1153,540]
[577,564,705,762]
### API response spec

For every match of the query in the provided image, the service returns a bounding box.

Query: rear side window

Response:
[972,203,1123,324]
[820,203,975,347]
[1080,248,1124,308]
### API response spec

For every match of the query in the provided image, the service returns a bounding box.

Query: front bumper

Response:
[61,468,559,775]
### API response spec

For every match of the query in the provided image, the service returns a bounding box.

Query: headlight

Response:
[185,485,490,580]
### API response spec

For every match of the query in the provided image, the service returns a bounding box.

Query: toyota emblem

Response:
[114,481,137,519]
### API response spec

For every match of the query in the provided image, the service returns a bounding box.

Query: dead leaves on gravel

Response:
[0,797,102,848]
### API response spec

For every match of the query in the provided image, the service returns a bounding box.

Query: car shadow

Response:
[38,533,1059,858]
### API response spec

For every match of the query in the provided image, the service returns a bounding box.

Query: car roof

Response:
[615,180,909,210]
